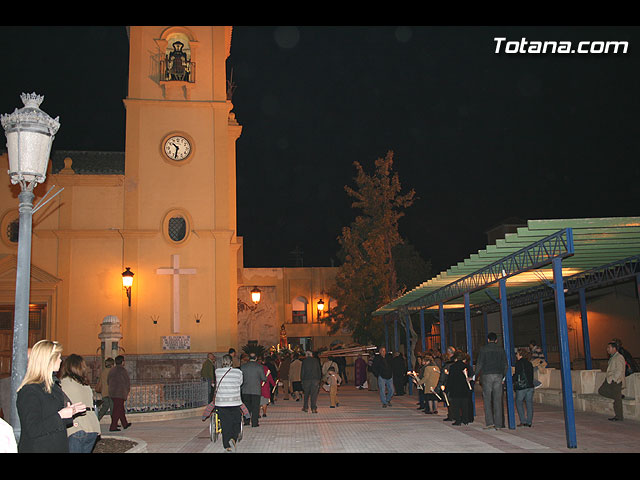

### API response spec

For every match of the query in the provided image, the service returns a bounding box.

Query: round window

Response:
[161,208,192,245]
[168,216,187,242]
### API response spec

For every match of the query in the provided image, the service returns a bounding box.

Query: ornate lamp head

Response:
[1,93,60,188]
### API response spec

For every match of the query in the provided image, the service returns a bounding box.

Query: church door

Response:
[0,304,47,377]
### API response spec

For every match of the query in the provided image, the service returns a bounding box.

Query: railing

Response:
[124,380,208,413]
[159,60,196,83]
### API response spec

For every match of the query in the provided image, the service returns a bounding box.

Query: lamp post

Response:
[1,93,60,438]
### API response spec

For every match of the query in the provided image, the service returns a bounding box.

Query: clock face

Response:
[163,135,192,161]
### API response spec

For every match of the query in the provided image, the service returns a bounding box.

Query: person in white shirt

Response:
[215,354,244,451]
[0,418,17,453]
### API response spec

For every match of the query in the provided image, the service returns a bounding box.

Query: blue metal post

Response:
[384,318,389,350]
[420,309,426,352]
[406,313,412,394]
[394,317,399,352]
[439,303,446,355]
[538,299,548,363]
[552,256,578,448]
[464,292,475,415]
[579,288,592,370]
[499,278,516,429]
[508,306,515,364]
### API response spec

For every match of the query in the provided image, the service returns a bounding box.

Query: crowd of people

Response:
[204,336,555,451]
[3,334,637,453]
[207,334,639,452]
[365,334,637,430]
[204,348,350,452]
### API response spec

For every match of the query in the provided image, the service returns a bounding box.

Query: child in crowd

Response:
[325,366,342,408]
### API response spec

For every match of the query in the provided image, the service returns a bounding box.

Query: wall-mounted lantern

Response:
[317,298,325,318]
[122,267,134,307]
[251,287,261,305]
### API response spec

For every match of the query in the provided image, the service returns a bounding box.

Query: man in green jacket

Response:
[201,353,216,403]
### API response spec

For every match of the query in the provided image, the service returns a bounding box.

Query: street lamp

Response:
[317,298,325,318]
[251,287,261,305]
[122,267,134,306]
[1,93,60,438]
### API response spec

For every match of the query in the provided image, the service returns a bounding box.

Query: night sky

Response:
[1,26,639,275]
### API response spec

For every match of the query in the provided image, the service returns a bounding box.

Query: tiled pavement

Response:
[101,386,640,453]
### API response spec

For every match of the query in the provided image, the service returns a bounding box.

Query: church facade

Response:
[0,26,349,380]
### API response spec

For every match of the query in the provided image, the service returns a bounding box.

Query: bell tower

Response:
[122,26,242,354]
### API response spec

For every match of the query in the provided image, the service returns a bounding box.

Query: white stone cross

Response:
[156,254,196,333]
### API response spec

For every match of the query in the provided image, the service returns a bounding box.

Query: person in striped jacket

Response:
[215,354,244,451]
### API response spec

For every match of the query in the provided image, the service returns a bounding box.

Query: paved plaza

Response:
[101,386,640,454]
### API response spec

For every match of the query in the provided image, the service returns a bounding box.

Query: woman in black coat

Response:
[446,351,474,426]
[16,340,87,453]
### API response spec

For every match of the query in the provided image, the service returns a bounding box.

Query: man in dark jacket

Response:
[475,332,508,429]
[107,355,131,432]
[300,351,322,413]
[391,351,407,396]
[372,347,394,407]
[240,353,267,426]
[613,338,639,376]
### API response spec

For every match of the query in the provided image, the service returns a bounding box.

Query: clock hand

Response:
[172,143,179,158]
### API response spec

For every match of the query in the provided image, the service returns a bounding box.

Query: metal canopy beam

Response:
[402,228,574,311]
[476,254,640,313]
[374,218,640,318]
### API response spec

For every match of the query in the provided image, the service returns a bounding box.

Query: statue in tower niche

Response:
[166,41,190,81]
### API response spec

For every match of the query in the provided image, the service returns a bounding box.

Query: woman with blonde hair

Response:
[16,340,86,452]
[60,354,101,452]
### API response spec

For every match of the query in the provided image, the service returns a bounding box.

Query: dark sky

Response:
[2,26,639,274]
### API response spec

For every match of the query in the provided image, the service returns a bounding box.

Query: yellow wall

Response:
[0,26,348,365]
[0,26,242,357]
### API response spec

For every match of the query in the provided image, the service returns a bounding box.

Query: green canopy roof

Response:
[373,217,640,316]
